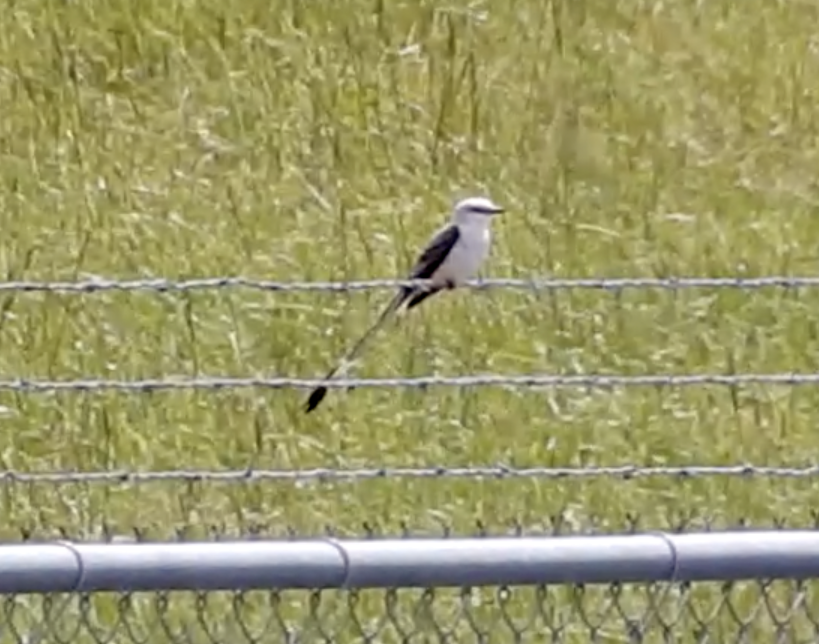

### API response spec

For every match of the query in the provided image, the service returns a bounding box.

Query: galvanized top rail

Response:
[2,276,819,294]
[3,530,819,594]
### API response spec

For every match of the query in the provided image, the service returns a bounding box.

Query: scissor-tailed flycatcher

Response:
[304,196,504,413]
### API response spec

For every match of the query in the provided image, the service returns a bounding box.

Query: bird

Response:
[303,196,505,413]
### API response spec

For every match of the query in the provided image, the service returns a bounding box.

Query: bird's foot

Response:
[445,279,457,290]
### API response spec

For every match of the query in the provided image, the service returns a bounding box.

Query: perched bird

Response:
[304,196,505,413]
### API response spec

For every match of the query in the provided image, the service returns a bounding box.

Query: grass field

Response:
[2,0,819,640]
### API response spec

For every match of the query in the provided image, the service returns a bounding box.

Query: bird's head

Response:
[452,196,504,225]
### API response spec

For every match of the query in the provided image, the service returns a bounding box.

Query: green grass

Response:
[2,0,819,640]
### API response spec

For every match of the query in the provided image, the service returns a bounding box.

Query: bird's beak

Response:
[491,206,504,215]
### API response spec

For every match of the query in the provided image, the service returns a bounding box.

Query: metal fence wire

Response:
[2,275,819,643]
[3,581,819,644]
[3,275,819,293]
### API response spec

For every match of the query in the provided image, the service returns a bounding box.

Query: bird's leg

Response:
[445,279,457,290]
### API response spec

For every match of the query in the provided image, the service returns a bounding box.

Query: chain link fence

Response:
[0,528,817,643]
[2,580,818,643]
[1,274,816,642]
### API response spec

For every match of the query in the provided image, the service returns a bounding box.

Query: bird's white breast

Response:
[432,222,491,285]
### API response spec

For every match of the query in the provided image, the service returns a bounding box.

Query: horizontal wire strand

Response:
[1,276,819,293]
[0,465,817,485]
[0,373,817,392]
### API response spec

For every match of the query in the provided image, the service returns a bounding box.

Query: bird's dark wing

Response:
[409,224,460,279]
[398,224,460,310]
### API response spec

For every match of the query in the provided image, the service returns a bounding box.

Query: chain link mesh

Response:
[2,581,818,643]
[1,518,819,643]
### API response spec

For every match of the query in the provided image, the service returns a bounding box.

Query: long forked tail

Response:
[303,289,410,413]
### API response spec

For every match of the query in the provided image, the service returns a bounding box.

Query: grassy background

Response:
[1,0,819,640]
